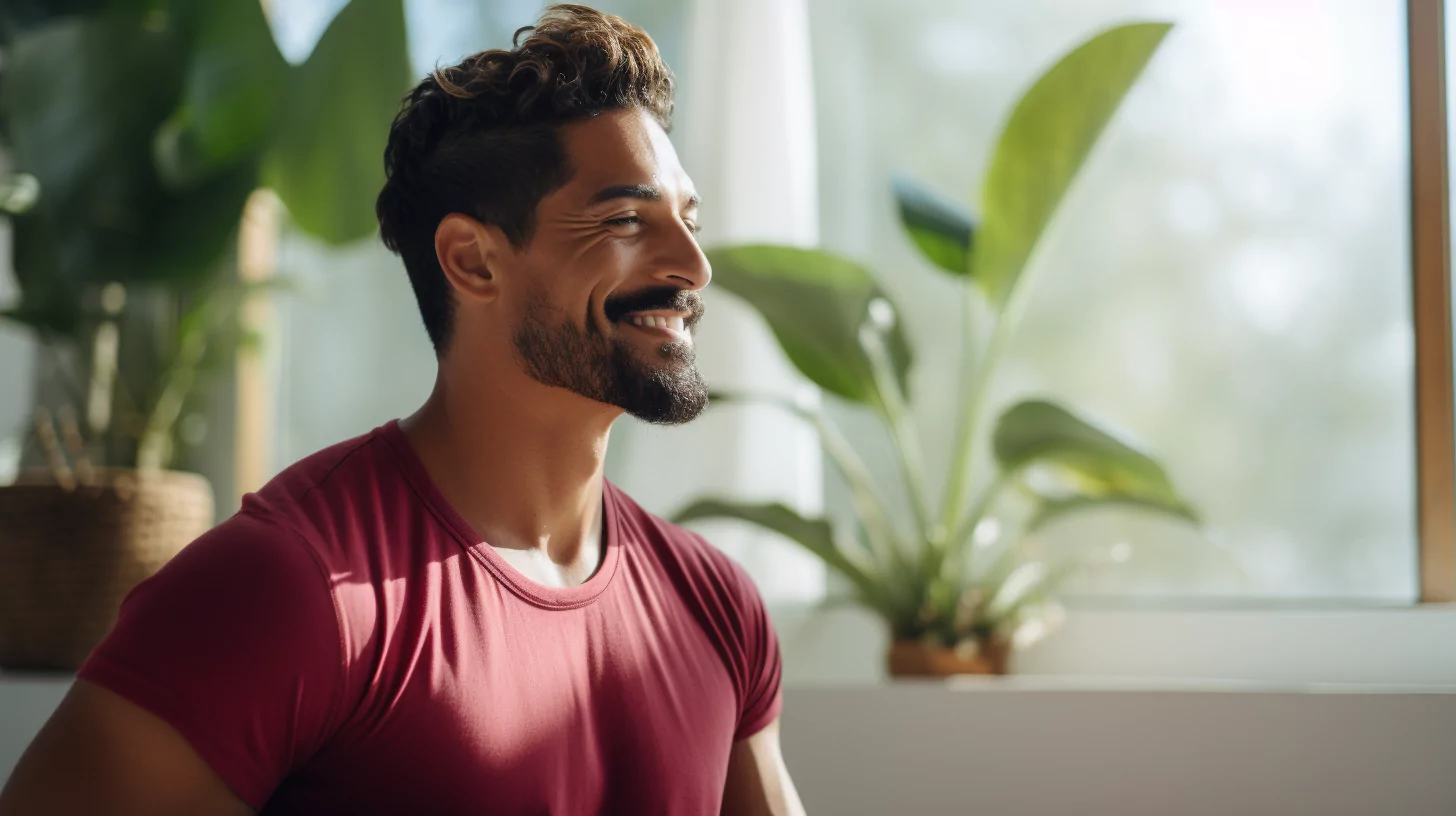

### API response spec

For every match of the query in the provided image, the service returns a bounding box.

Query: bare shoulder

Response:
[0,679,253,815]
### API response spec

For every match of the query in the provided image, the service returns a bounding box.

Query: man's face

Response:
[503,109,711,425]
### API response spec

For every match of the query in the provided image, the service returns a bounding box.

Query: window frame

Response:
[1411,0,1455,603]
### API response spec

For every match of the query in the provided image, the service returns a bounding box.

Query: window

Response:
[260,0,1452,610]
[811,0,1420,600]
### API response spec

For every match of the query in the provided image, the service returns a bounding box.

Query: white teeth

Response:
[625,314,688,333]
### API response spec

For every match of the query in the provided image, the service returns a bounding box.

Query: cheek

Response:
[533,242,629,332]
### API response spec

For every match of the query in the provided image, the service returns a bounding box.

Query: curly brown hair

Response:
[376,4,675,354]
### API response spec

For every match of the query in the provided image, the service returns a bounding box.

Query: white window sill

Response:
[769,602,1456,687]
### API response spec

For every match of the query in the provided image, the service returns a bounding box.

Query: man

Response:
[0,5,806,814]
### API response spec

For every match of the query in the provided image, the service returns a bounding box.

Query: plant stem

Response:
[38,335,88,414]
[711,391,906,576]
[813,411,906,574]
[943,466,1018,583]
[938,281,991,551]
[859,325,934,543]
[136,337,202,473]
[136,285,237,472]
[938,274,1038,547]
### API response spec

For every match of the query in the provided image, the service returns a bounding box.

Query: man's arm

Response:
[0,679,254,816]
[721,718,807,816]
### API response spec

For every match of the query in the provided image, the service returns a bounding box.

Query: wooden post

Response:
[234,189,280,503]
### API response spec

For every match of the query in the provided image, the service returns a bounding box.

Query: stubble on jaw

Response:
[511,291,709,424]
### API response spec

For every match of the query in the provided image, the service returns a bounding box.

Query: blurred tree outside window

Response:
[809,0,1415,601]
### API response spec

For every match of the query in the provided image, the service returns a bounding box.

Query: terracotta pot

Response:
[887,638,1011,677]
[0,469,213,670]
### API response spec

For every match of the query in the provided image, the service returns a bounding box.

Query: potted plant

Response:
[0,0,409,670]
[673,22,1198,677]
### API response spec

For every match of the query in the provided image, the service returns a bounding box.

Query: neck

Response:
[399,352,619,577]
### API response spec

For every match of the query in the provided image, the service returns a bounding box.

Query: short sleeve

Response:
[718,555,783,741]
[77,509,344,809]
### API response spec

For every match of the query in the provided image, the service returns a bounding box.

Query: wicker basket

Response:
[0,469,213,671]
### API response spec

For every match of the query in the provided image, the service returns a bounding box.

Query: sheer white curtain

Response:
[605,0,828,603]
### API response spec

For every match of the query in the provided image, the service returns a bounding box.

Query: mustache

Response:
[605,287,706,327]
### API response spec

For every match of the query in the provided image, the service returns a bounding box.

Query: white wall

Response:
[4,676,1454,815]
[781,684,1456,816]
[0,220,35,482]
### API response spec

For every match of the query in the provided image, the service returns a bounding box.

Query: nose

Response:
[651,220,712,292]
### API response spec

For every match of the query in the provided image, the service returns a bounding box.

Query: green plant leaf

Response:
[2,11,258,295]
[1,14,182,212]
[672,498,883,608]
[264,0,410,243]
[972,22,1172,306]
[144,158,261,287]
[0,298,81,337]
[893,174,974,276]
[2,14,185,292]
[705,245,913,404]
[0,173,40,213]
[993,398,1196,524]
[1027,494,1198,533]
[154,0,288,189]
[0,0,116,41]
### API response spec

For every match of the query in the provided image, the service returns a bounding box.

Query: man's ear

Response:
[435,214,510,303]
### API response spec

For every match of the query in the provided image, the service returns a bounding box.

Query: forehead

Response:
[554,108,694,204]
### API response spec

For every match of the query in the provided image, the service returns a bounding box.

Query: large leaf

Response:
[972,22,1172,306]
[154,0,288,188]
[1027,494,1197,533]
[264,0,410,243]
[0,13,250,301]
[2,14,182,235]
[706,245,913,404]
[993,398,1194,522]
[893,174,974,276]
[673,498,882,606]
[0,0,116,40]
[0,173,39,213]
[0,296,82,337]
[142,158,262,285]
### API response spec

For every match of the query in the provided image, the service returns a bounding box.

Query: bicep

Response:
[721,718,806,816]
[0,679,253,816]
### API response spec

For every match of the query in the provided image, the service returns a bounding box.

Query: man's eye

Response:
[606,216,641,226]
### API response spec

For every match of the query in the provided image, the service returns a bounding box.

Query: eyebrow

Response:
[588,184,701,209]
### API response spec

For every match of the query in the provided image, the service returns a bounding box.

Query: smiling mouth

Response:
[620,312,692,342]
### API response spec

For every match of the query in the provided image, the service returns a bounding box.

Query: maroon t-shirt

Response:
[78,421,782,814]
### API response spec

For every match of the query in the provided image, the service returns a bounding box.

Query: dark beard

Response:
[511,289,709,425]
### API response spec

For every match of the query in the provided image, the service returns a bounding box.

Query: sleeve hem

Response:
[733,689,783,742]
[77,654,273,810]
